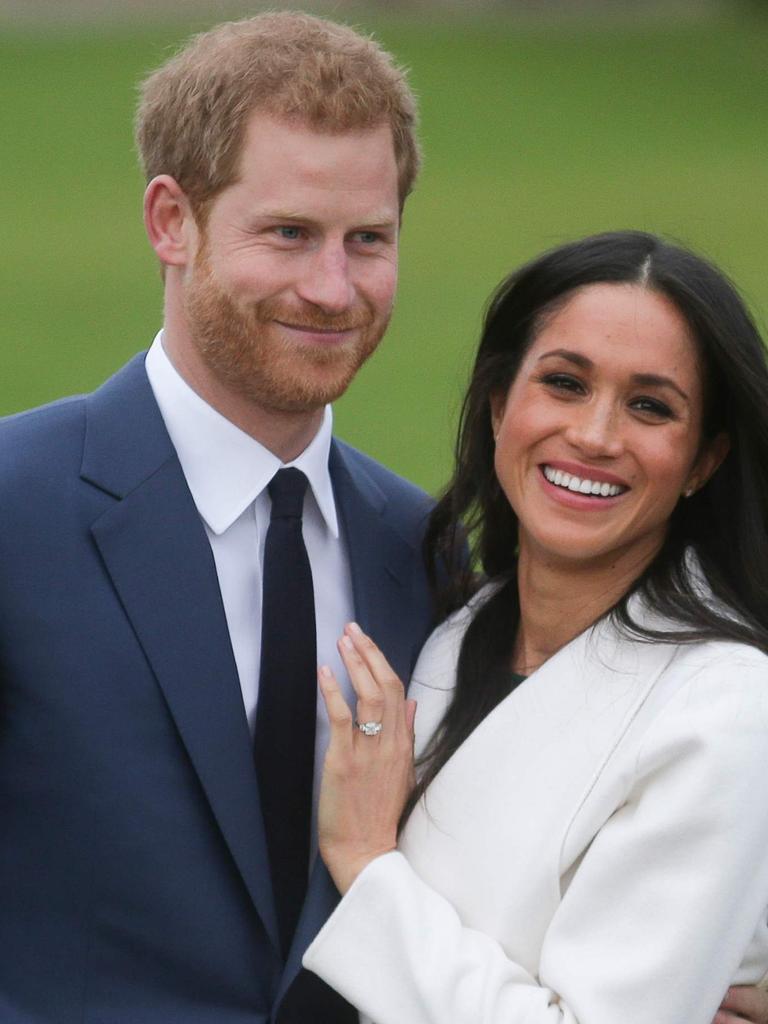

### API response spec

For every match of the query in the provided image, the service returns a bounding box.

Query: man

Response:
[0,13,434,1023]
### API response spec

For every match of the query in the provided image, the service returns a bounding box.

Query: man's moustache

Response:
[256,303,373,332]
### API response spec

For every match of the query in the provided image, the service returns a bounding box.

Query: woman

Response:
[303,231,768,1023]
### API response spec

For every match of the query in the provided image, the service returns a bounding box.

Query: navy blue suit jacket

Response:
[0,355,437,1023]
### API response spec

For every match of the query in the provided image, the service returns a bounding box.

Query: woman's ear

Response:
[685,432,730,496]
[489,389,508,441]
[143,175,198,269]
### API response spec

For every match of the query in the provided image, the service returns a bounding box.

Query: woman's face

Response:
[491,283,727,574]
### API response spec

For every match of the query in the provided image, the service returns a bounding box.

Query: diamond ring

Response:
[355,720,383,737]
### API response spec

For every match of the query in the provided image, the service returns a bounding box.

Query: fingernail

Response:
[347,621,363,636]
[340,635,354,651]
[318,665,332,679]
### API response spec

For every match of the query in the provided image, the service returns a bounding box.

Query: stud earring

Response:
[683,486,695,498]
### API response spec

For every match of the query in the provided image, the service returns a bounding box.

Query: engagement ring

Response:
[355,720,383,737]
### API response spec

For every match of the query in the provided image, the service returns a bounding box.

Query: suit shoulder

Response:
[0,393,87,483]
[0,392,86,432]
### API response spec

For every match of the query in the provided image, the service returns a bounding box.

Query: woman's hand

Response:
[715,986,768,1023]
[317,622,417,895]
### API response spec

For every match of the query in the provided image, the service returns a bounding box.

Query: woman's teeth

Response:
[542,465,625,498]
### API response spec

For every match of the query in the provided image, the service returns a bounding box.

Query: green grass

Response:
[2,14,767,494]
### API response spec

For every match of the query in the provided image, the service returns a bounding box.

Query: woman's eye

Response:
[540,373,584,394]
[630,396,673,419]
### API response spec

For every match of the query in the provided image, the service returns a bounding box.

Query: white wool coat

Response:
[305,595,768,1024]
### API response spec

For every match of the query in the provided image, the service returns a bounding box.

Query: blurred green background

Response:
[2,3,767,495]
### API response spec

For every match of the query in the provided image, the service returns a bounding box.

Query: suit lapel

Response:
[82,356,280,952]
[328,441,418,681]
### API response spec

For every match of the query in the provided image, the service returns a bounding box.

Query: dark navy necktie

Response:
[255,467,316,957]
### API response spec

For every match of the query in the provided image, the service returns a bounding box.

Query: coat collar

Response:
[81,352,175,498]
[412,582,683,766]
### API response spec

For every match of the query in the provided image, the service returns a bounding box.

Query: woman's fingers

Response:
[331,623,413,746]
[342,623,411,744]
[318,666,353,757]
[337,632,386,735]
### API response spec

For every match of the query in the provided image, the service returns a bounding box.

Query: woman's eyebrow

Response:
[537,348,592,369]
[631,373,690,403]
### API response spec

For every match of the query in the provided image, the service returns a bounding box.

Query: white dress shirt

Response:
[145,332,356,852]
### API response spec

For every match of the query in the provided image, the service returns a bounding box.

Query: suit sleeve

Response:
[303,656,768,1024]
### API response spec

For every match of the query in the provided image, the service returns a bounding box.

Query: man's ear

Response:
[686,431,730,496]
[143,175,198,268]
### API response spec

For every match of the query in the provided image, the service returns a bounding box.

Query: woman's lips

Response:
[538,463,630,503]
[542,464,628,498]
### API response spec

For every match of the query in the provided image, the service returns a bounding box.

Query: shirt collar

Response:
[144,331,339,538]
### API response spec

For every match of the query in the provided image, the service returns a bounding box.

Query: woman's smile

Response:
[540,461,629,500]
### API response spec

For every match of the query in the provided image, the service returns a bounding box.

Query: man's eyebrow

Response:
[537,350,690,402]
[258,210,305,221]
[252,209,399,227]
[244,209,311,226]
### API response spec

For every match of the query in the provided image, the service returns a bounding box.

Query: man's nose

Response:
[294,241,355,315]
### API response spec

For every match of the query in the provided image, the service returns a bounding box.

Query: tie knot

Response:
[268,468,309,520]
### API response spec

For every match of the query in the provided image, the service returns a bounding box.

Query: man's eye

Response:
[276,226,301,240]
[354,231,379,244]
[630,396,673,419]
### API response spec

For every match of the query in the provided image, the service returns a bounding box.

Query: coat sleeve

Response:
[303,653,768,1024]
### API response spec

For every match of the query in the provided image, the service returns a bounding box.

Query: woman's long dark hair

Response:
[406,230,768,822]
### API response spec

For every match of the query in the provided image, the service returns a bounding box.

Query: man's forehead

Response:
[230,114,400,212]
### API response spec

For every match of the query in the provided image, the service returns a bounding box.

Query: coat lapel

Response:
[82,356,280,952]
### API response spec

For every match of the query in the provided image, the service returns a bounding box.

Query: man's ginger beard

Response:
[182,244,390,413]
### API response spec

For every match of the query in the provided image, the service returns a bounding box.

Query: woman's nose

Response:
[564,402,623,457]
